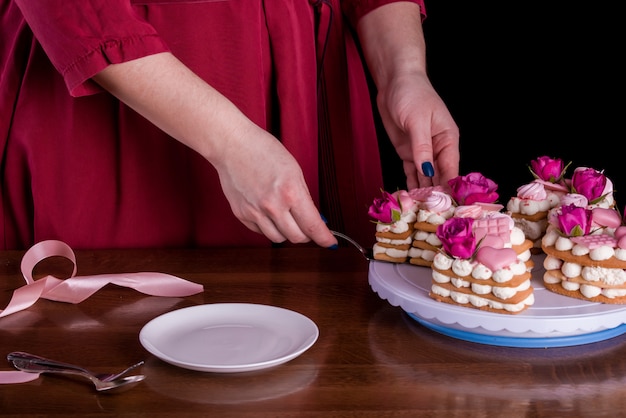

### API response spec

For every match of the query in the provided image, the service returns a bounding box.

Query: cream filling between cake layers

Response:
[374,235,413,246]
[407,247,436,263]
[507,190,560,250]
[430,283,534,313]
[375,215,415,236]
[373,213,416,260]
[373,236,412,259]
[409,208,450,263]
[542,230,626,299]
[482,226,533,264]
[432,270,532,299]
[413,230,442,247]
[507,196,554,216]
[416,208,454,225]
[431,253,534,313]
[511,218,547,243]
[543,255,626,299]
[409,230,441,263]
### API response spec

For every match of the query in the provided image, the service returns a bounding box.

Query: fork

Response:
[7,351,145,392]
[330,230,374,261]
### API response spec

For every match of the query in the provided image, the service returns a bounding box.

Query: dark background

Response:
[379,2,623,205]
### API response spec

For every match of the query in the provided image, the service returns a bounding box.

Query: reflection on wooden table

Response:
[1,246,626,416]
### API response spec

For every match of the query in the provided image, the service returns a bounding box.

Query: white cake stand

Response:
[368,255,626,347]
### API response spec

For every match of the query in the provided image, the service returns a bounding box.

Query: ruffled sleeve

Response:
[15,0,170,96]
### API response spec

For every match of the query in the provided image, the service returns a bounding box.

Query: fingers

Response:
[405,153,458,191]
[241,218,288,244]
[406,119,459,191]
[432,132,461,188]
[216,128,337,248]
[291,207,337,248]
[405,166,435,190]
[238,200,337,248]
[404,161,419,190]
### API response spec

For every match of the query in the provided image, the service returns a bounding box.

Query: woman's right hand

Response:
[93,52,336,248]
[212,121,336,247]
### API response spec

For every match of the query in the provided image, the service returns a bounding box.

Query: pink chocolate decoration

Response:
[455,205,483,219]
[535,179,569,193]
[592,207,622,228]
[476,247,518,271]
[480,235,505,249]
[473,217,511,245]
[570,234,618,250]
[476,202,505,212]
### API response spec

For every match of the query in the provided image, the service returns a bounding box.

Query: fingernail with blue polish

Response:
[422,162,435,177]
[320,213,328,224]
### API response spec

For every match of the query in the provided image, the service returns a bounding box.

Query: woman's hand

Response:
[376,70,460,190]
[357,2,460,190]
[211,121,336,246]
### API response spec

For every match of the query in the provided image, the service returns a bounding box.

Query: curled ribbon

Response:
[1,240,204,384]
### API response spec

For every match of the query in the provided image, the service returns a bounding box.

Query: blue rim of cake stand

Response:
[407,313,626,348]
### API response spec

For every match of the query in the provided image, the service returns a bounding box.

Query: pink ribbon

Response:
[1,240,204,384]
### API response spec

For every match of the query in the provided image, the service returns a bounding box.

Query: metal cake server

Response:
[330,230,374,261]
[7,351,145,392]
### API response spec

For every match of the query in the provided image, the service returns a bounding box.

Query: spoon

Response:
[7,351,145,392]
[330,230,374,261]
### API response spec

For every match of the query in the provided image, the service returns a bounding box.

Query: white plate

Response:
[369,255,626,346]
[139,303,319,373]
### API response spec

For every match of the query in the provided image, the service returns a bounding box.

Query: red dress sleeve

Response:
[14,0,170,96]
[341,0,426,29]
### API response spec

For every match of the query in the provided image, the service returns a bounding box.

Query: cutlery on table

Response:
[7,351,145,392]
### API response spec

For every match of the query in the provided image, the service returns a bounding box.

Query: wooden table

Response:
[1,246,626,417]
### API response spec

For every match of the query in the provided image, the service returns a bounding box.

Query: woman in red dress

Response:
[0,0,459,250]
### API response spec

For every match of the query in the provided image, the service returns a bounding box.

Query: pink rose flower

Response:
[368,190,402,224]
[448,172,499,206]
[436,217,476,259]
[571,167,607,203]
[529,156,567,183]
[554,204,593,237]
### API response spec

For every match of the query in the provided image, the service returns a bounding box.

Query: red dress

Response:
[0,0,424,249]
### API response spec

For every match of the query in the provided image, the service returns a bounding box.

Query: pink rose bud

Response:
[368,190,401,224]
[556,204,593,237]
[436,217,476,259]
[530,156,565,183]
[571,167,607,202]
